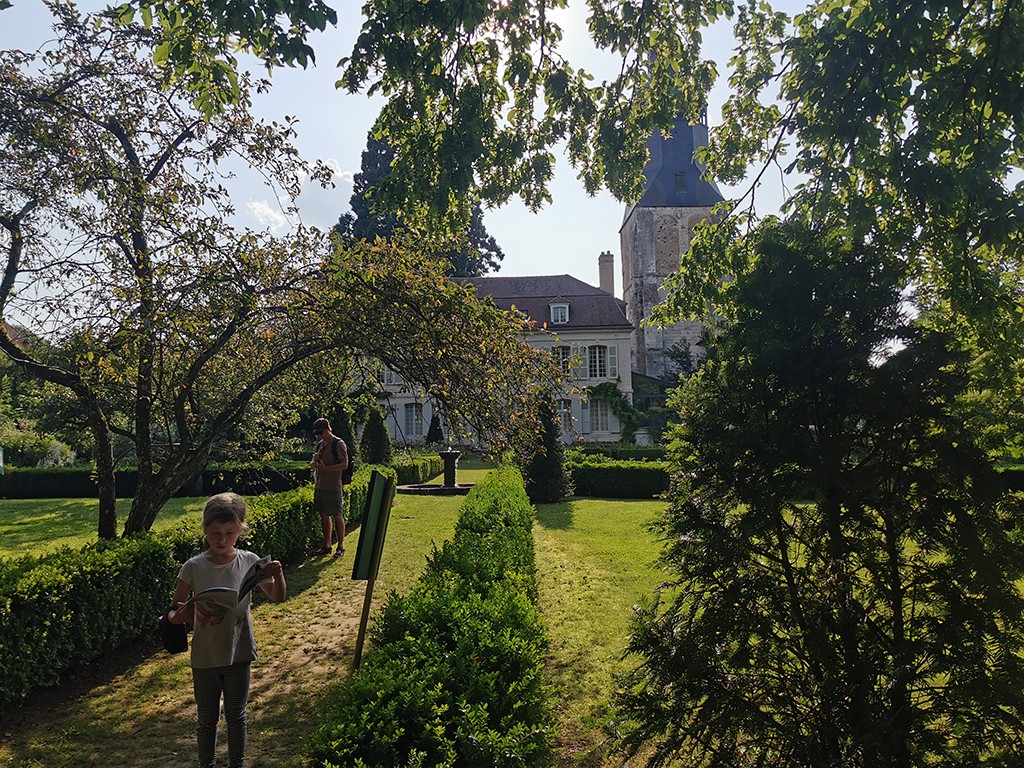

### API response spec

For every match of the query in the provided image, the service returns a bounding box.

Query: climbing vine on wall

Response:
[586,382,640,444]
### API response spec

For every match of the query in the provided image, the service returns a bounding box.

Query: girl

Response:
[169,492,286,768]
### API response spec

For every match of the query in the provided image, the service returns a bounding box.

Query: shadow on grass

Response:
[280,540,356,601]
[534,501,574,530]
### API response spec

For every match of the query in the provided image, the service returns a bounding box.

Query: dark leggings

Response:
[192,661,251,768]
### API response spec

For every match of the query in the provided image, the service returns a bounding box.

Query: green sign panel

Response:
[351,470,396,581]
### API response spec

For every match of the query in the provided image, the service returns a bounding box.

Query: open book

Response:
[183,555,273,607]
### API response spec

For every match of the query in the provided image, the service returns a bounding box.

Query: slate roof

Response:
[624,118,724,217]
[464,275,632,331]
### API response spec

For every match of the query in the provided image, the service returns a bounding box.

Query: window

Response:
[404,403,424,437]
[584,344,618,379]
[558,399,573,436]
[588,345,607,378]
[553,345,571,373]
[376,365,403,386]
[550,303,569,324]
[589,398,610,432]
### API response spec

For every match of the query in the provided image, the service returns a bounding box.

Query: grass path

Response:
[534,498,667,768]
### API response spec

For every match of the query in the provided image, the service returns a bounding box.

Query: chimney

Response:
[598,251,615,295]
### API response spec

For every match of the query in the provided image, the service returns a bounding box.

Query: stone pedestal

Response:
[439,449,461,488]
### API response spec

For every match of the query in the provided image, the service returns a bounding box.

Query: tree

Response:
[522,398,571,504]
[88,1,1021,318]
[656,0,1024,350]
[0,4,337,536]
[359,407,392,466]
[334,134,505,277]
[0,367,74,467]
[615,221,1024,766]
[424,412,443,446]
[0,4,565,537]
[97,0,723,227]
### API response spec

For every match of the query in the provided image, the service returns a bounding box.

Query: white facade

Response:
[531,329,634,443]
[374,274,635,446]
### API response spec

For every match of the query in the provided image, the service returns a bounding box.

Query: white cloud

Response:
[246,200,290,233]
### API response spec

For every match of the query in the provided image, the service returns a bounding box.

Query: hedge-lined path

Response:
[0,493,464,768]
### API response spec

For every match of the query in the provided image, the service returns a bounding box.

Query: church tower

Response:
[620,116,723,380]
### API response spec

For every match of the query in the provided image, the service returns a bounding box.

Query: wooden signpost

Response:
[350,469,397,670]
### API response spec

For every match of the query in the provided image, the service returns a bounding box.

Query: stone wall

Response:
[620,205,714,380]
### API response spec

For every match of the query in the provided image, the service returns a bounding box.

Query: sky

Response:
[1,0,800,296]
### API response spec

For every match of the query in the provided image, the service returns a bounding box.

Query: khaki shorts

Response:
[313,488,344,518]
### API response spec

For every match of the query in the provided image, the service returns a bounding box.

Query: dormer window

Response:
[550,302,569,324]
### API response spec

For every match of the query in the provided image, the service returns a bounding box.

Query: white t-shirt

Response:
[178,549,263,669]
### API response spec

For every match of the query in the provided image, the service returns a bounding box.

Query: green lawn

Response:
[534,498,667,766]
[0,497,207,559]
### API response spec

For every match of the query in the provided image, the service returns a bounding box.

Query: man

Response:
[311,417,348,556]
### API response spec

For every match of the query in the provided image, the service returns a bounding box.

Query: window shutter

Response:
[608,344,618,378]
[580,398,591,433]
[572,345,587,379]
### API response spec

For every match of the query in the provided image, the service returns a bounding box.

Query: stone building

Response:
[373,115,722,445]
[619,116,723,380]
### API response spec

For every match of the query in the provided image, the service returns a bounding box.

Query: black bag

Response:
[158,609,188,654]
[332,437,356,485]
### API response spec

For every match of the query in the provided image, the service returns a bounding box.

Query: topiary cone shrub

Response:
[360,407,393,465]
[522,398,572,504]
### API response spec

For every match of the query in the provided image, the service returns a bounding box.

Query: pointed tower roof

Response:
[625,117,724,215]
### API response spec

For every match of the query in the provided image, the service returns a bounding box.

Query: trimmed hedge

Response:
[0,462,311,500]
[308,466,553,767]
[567,458,670,499]
[0,466,394,712]
[573,445,666,461]
[0,536,179,710]
[0,458,433,500]
[390,454,444,486]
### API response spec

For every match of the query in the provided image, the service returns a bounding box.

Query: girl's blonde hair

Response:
[202,492,249,535]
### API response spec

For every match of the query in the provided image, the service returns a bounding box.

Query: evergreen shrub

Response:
[389,454,443,485]
[360,409,393,465]
[0,461,314,499]
[523,399,572,503]
[0,536,178,711]
[308,466,552,767]
[573,444,666,461]
[425,412,443,445]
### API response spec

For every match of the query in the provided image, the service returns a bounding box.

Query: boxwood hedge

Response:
[567,458,670,499]
[308,466,553,768]
[0,456,440,499]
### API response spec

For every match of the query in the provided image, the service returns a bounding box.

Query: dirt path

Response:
[0,489,464,768]
[0,548,370,768]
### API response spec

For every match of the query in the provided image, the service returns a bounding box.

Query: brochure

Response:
[183,555,273,607]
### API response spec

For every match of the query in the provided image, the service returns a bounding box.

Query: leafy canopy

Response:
[0,3,565,536]
[660,0,1024,338]
[95,0,732,229]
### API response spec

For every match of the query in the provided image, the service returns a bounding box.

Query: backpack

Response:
[331,437,356,485]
